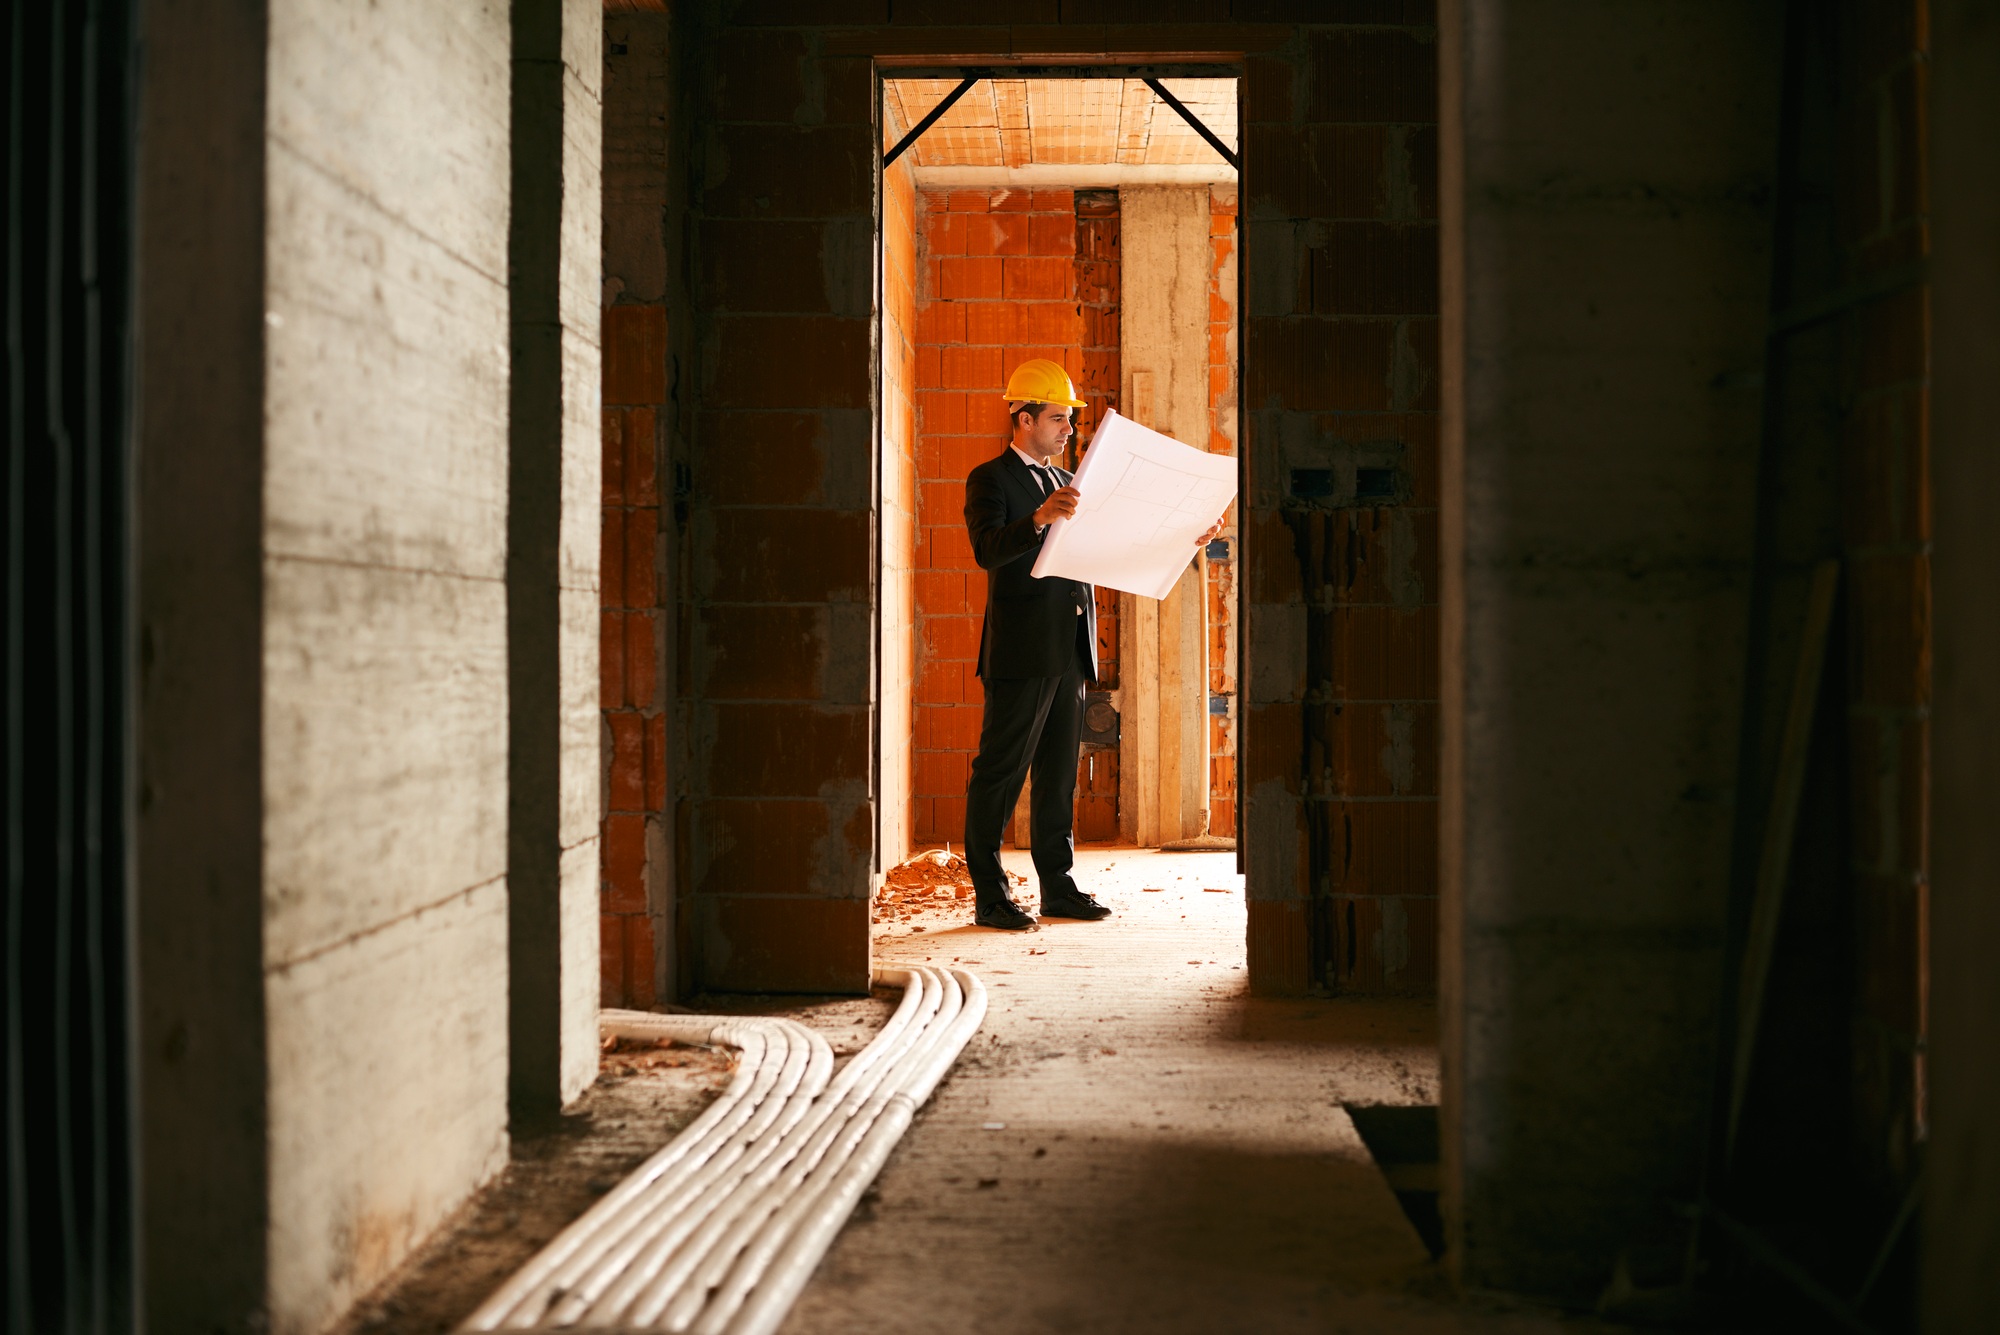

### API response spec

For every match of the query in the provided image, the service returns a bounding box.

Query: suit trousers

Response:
[963,658,1086,910]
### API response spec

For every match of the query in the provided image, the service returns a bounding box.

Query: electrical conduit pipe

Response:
[459,965,984,1333]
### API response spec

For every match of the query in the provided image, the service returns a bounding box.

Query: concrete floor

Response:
[785,848,1619,1335]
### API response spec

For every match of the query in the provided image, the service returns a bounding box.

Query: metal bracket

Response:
[1143,77,1239,171]
[883,76,979,168]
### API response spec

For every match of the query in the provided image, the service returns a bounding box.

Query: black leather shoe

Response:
[1040,887,1111,920]
[974,900,1040,931]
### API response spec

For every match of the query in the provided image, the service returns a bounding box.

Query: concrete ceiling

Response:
[883,78,1238,187]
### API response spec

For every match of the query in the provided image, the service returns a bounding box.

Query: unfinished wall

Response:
[1927,3,2000,1326]
[510,0,604,1118]
[602,11,674,1009]
[1075,190,1123,843]
[259,0,529,1326]
[880,151,920,871]
[681,14,875,992]
[1207,185,1240,836]
[1439,0,1781,1300]
[908,186,1084,848]
[138,0,601,1325]
[135,0,271,1322]
[1832,5,1930,1226]
[1241,26,1442,996]
[678,9,1438,1002]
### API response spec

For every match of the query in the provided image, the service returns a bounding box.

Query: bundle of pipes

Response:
[460,965,987,1334]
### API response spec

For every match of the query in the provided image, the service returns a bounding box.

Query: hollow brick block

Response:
[1248,900,1310,995]
[609,711,645,812]
[698,604,826,701]
[644,713,668,811]
[601,611,628,708]
[603,812,648,912]
[705,703,868,797]
[601,508,628,608]
[698,896,870,995]
[693,799,831,897]
[703,509,869,603]
[941,257,1004,300]
[694,411,831,507]
[622,915,657,1009]
[600,915,627,1007]
[604,304,668,405]
[708,315,869,410]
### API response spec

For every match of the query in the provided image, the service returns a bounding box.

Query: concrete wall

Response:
[135,0,271,1324]
[508,0,604,1115]
[1437,0,1781,1300]
[258,0,537,1324]
[138,0,600,1325]
[1925,2,2000,1325]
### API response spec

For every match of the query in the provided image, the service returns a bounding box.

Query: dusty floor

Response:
[332,1000,893,1334]
[784,847,1628,1335]
[342,849,1658,1334]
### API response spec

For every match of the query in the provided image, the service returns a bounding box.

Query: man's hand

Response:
[1196,512,1228,547]
[1034,485,1081,527]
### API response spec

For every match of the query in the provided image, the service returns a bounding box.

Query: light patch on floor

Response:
[786,849,1610,1334]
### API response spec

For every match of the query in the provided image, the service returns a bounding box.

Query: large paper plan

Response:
[1030,410,1237,600]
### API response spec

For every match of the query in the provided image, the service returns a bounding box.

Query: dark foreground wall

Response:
[1438,0,1783,1299]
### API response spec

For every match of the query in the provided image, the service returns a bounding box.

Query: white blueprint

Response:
[1030,410,1237,600]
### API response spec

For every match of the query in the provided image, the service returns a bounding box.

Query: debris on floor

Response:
[874,847,1025,925]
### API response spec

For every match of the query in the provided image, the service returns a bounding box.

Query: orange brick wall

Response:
[910,187,1085,848]
[1207,185,1240,837]
[601,306,667,1008]
[1073,191,1121,843]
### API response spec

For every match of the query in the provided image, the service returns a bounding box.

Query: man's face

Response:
[1019,405,1075,460]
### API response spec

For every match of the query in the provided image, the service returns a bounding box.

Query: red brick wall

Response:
[909,187,1085,848]
[1074,191,1121,843]
[601,306,667,1008]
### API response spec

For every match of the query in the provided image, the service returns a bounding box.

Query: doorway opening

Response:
[875,72,1242,889]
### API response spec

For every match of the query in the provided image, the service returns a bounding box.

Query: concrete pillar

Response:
[134,0,593,1326]
[509,0,605,1120]
[1924,5,2000,1326]
[1437,0,1781,1300]
[1119,186,1212,844]
[134,0,270,1324]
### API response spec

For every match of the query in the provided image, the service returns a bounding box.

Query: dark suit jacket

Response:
[964,448,1099,683]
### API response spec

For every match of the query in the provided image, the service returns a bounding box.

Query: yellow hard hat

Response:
[1002,358,1086,409]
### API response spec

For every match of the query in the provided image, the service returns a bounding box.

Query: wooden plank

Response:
[1723,557,1841,1164]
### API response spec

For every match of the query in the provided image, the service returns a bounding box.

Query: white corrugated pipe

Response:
[459,965,986,1334]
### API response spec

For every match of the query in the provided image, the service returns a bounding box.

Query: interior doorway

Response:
[875,71,1243,877]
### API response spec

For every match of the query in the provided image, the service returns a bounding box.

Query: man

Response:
[961,359,1220,930]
